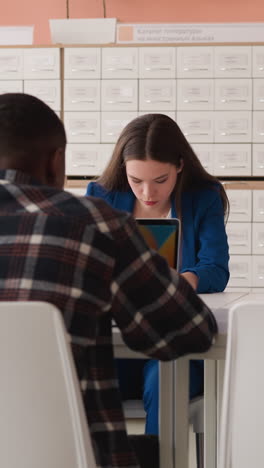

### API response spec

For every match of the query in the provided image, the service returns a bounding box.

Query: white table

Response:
[113,291,256,468]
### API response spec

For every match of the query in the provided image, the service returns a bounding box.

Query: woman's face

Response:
[126,158,182,212]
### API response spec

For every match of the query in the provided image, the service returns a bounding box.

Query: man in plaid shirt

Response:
[0,93,217,468]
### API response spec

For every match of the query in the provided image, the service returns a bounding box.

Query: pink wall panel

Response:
[1,0,66,44]
[1,0,263,44]
[70,0,264,22]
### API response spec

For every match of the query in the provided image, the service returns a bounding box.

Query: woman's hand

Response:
[180,272,199,290]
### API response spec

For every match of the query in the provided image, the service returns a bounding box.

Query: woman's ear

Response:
[177,159,184,174]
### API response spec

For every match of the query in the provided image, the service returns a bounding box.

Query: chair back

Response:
[219,300,264,468]
[0,301,96,468]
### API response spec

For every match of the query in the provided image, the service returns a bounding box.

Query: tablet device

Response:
[136,218,180,270]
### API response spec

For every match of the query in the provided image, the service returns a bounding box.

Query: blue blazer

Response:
[86,182,229,293]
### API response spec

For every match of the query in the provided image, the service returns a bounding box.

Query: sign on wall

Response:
[117,23,264,44]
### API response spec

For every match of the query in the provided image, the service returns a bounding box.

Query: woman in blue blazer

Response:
[86,113,229,435]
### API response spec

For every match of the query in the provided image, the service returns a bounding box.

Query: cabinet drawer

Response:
[177,79,213,111]
[252,144,264,176]
[214,79,252,111]
[213,144,251,176]
[252,255,264,287]
[214,111,252,143]
[253,79,264,110]
[177,46,214,78]
[66,144,101,176]
[101,79,138,111]
[177,111,214,143]
[101,111,138,143]
[64,80,100,111]
[191,143,214,174]
[24,79,61,111]
[252,223,264,255]
[214,46,251,78]
[0,80,23,93]
[64,112,100,143]
[253,191,264,222]
[102,47,138,78]
[64,48,101,79]
[227,190,252,222]
[253,111,264,143]
[226,222,251,254]
[139,47,176,78]
[228,255,252,287]
[253,46,264,78]
[139,79,176,111]
[0,49,23,79]
[23,48,60,79]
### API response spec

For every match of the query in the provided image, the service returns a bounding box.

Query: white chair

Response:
[0,301,96,468]
[219,300,264,468]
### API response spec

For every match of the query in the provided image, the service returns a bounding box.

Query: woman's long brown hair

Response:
[98,114,229,220]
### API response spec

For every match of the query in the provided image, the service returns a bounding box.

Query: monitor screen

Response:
[136,218,180,270]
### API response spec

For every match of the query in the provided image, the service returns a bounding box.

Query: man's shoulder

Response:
[49,187,133,234]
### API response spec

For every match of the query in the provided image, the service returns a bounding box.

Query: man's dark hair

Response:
[0,93,66,168]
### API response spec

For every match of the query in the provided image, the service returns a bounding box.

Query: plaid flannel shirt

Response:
[0,169,217,468]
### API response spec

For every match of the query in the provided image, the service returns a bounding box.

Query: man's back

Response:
[0,168,217,468]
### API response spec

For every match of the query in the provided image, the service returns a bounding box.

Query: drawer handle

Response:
[220,98,247,103]
[183,67,209,72]
[70,131,95,136]
[71,99,96,104]
[71,68,96,72]
[183,99,210,103]
[30,68,54,72]
[107,100,133,104]
[220,132,247,136]
[107,67,134,71]
[145,67,171,71]
[145,99,171,103]
[219,67,247,71]
[184,132,210,136]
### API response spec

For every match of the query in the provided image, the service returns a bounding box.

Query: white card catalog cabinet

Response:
[64,80,100,111]
[139,47,176,78]
[102,47,138,79]
[214,79,252,111]
[226,222,252,255]
[66,144,103,176]
[253,112,264,143]
[176,46,214,78]
[139,79,176,111]
[23,79,61,111]
[0,80,23,93]
[177,79,213,111]
[23,48,60,79]
[101,111,138,143]
[214,111,252,143]
[214,46,251,78]
[101,79,138,111]
[64,112,100,143]
[253,79,264,110]
[253,144,264,176]
[252,256,264,287]
[177,111,214,143]
[0,49,23,79]
[213,144,251,176]
[228,255,252,288]
[227,190,252,222]
[64,48,101,79]
[253,191,264,222]
[253,46,264,77]
[191,143,214,173]
[252,223,264,254]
